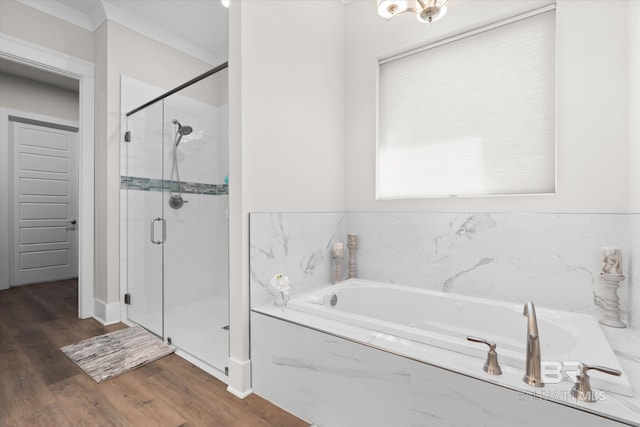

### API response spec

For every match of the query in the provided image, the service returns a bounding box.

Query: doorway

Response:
[0,33,95,319]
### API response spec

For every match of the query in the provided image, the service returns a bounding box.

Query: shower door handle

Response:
[150,217,166,244]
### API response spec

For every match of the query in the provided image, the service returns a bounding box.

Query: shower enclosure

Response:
[120,64,229,377]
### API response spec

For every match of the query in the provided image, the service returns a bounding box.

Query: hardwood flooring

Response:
[0,280,308,427]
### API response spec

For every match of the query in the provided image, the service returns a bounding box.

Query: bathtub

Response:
[286,279,633,397]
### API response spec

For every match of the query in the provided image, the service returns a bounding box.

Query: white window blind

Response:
[377,8,556,199]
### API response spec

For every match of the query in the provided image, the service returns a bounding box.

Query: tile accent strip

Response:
[120,175,228,195]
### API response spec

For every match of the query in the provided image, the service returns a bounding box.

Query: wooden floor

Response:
[0,280,308,427]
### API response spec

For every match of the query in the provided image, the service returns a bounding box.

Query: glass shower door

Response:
[124,102,165,337]
[122,69,229,376]
[162,73,229,373]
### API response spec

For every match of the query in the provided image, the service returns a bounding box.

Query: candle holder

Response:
[599,273,626,328]
[333,254,343,284]
[347,233,358,279]
[332,243,344,284]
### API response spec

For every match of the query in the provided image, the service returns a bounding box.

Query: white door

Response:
[11,119,78,286]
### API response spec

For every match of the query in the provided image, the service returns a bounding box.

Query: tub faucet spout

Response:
[523,301,543,387]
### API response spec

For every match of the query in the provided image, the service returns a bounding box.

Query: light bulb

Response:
[221,0,230,8]
[377,0,409,19]
[416,2,447,23]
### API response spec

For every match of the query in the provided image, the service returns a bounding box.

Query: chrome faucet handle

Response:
[467,336,502,375]
[571,362,621,403]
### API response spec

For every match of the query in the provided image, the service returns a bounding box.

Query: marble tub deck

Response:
[253,303,640,426]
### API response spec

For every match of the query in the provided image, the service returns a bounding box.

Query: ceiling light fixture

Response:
[377,0,448,23]
[221,0,230,8]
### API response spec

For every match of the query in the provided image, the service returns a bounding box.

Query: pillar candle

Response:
[601,247,623,276]
[333,242,344,258]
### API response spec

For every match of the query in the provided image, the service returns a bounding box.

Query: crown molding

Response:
[101,1,222,65]
[17,0,94,31]
[16,0,223,66]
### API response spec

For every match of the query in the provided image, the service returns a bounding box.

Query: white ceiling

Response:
[17,0,229,66]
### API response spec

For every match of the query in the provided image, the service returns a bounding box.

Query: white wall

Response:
[0,0,94,63]
[0,73,78,121]
[344,0,631,213]
[240,1,345,213]
[228,0,345,396]
[630,1,640,213]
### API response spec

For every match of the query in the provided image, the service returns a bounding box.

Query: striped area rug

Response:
[60,326,175,383]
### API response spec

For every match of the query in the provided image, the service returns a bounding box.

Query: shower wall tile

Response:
[120,75,229,326]
[120,176,227,195]
[121,190,228,318]
[121,76,165,180]
[249,212,346,308]
[164,193,229,308]
[120,75,226,187]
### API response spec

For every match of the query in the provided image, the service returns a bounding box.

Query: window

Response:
[377,7,556,199]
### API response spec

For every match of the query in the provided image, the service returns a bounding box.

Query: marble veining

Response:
[250,213,345,307]
[302,250,324,277]
[442,256,494,291]
[272,356,411,383]
[272,213,290,256]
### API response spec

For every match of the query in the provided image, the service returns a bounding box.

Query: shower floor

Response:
[130,295,229,375]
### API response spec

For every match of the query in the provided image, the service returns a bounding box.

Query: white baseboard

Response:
[93,298,121,325]
[227,357,252,398]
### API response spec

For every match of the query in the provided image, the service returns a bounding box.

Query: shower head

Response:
[173,119,193,146]
[172,119,193,136]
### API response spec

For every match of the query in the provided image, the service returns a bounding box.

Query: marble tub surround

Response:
[251,212,636,324]
[249,212,640,425]
[345,212,640,385]
[249,212,639,347]
[251,308,640,426]
[249,213,346,308]
[345,212,634,325]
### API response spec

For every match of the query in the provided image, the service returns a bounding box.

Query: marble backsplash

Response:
[348,212,636,326]
[249,212,345,308]
[249,212,639,331]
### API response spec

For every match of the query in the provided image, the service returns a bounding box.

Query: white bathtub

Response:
[287,279,633,397]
